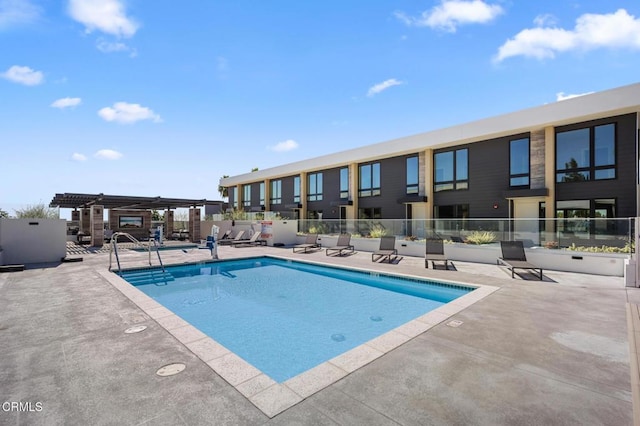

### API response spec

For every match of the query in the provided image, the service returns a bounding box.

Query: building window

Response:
[293,176,300,203]
[340,167,349,199]
[510,137,530,187]
[556,123,616,182]
[243,185,251,208]
[434,149,468,192]
[259,182,265,205]
[270,180,282,204]
[307,173,323,201]
[359,163,380,197]
[556,199,617,238]
[434,204,469,219]
[358,207,381,219]
[406,156,419,194]
[231,187,238,209]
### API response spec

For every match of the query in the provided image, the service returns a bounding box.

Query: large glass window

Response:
[434,149,468,192]
[556,123,615,182]
[243,185,251,208]
[434,204,469,219]
[358,207,381,219]
[406,156,419,194]
[359,163,380,197]
[340,168,349,199]
[307,173,323,201]
[259,182,265,205]
[293,176,300,203]
[270,180,282,204]
[231,187,238,208]
[510,137,530,187]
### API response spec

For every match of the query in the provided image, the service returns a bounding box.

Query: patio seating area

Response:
[0,243,635,424]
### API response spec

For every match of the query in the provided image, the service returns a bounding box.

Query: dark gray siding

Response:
[358,154,419,219]
[433,134,526,218]
[250,183,262,210]
[269,175,298,218]
[306,167,342,219]
[555,113,637,217]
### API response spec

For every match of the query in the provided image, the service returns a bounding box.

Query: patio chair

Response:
[497,240,543,280]
[218,230,245,246]
[325,233,354,256]
[293,234,321,253]
[425,238,449,269]
[232,231,267,247]
[372,236,397,263]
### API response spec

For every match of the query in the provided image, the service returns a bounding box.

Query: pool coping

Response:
[98,255,499,418]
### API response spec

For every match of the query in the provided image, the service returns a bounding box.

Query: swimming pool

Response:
[121,257,474,383]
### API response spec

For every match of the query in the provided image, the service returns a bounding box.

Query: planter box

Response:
[301,235,627,276]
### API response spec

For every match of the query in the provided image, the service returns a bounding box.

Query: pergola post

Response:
[188,208,201,242]
[90,205,104,247]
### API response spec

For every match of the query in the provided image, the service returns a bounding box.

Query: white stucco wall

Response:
[0,219,67,265]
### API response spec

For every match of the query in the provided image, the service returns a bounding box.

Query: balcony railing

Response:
[297,218,634,252]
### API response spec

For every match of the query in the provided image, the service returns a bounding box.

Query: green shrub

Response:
[369,224,388,238]
[464,231,496,245]
[566,242,633,253]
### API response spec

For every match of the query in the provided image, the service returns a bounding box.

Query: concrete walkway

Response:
[0,244,636,425]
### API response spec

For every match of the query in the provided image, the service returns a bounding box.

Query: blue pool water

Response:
[121,257,473,382]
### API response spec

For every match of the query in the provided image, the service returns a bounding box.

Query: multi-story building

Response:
[220,83,640,227]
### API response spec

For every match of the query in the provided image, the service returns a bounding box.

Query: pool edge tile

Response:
[248,384,303,418]
[328,343,384,373]
[236,374,278,399]
[185,337,230,363]
[284,361,348,398]
[206,352,262,386]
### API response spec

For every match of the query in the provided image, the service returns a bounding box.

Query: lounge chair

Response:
[293,233,320,253]
[425,238,449,269]
[372,236,397,263]
[497,240,543,280]
[232,231,267,247]
[325,233,354,256]
[218,230,245,246]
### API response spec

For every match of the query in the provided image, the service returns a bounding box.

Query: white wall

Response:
[202,219,299,246]
[0,219,67,265]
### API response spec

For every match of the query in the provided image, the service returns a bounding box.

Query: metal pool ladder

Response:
[108,232,165,274]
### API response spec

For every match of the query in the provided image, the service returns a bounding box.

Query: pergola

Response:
[49,193,218,210]
[50,193,224,246]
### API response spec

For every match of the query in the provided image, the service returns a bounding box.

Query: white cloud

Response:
[68,0,139,38]
[533,14,558,28]
[556,91,593,101]
[395,0,503,32]
[96,39,137,56]
[94,149,123,160]
[71,153,87,161]
[98,102,161,124]
[367,78,404,97]
[268,139,299,152]
[51,97,82,109]
[1,65,43,86]
[495,9,640,62]
[0,0,42,29]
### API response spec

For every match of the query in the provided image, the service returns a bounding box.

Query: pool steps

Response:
[121,270,175,286]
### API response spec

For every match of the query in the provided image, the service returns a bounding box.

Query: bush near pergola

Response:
[14,203,59,219]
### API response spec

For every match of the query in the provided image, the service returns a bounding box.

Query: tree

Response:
[0,208,8,218]
[251,167,259,172]
[218,175,229,199]
[14,203,59,218]
[151,210,163,221]
[562,158,587,182]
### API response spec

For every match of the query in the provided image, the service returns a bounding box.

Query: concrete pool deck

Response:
[1,244,637,425]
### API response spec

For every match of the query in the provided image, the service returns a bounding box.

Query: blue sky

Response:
[2,0,640,217]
